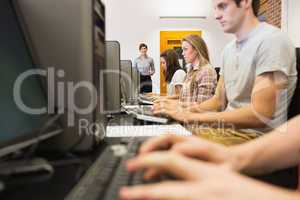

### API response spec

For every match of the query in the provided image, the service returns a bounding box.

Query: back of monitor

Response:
[131,66,140,100]
[14,0,106,151]
[104,41,121,114]
[120,60,133,102]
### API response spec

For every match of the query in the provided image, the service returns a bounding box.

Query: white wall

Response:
[102,0,233,92]
[284,0,300,47]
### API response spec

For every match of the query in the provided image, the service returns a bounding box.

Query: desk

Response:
[0,114,298,200]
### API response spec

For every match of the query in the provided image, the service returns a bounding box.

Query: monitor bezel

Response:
[0,0,62,158]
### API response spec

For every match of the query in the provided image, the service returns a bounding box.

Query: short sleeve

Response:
[171,70,186,86]
[255,32,296,77]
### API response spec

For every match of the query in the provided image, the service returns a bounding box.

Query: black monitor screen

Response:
[0,0,48,149]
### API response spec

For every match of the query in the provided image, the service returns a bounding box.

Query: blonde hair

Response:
[182,34,210,67]
[182,34,211,95]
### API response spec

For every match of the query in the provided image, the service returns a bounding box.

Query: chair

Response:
[291,48,300,190]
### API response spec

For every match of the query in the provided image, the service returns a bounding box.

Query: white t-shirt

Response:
[221,22,297,134]
[167,69,186,96]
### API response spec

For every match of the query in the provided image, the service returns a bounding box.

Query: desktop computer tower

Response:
[13,0,106,151]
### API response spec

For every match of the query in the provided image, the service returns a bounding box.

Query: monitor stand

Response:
[0,158,54,178]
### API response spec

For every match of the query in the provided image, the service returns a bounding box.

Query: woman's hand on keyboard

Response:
[120,152,298,200]
[152,102,192,122]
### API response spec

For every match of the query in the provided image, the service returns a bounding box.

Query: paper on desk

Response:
[106,124,192,137]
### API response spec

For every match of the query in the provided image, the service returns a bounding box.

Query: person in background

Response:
[133,43,155,93]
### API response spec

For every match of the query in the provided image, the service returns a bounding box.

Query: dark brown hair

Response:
[139,43,148,50]
[233,0,260,16]
[160,49,182,83]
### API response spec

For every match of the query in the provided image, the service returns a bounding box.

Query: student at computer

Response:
[178,34,217,104]
[154,0,297,144]
[133,43,155,93]
[149,49,186,98]
[120,115,300,200]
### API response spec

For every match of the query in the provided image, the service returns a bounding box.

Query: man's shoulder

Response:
[255,23,292,45]
[258,25,294,53]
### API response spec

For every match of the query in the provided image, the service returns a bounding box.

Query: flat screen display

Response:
[0,0,48,148]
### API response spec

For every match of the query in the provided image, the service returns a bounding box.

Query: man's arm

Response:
[187,76,227,112]
[230,115,300,175]
[185,72,279,128]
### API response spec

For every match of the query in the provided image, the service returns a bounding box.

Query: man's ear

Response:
[242,0,253,10]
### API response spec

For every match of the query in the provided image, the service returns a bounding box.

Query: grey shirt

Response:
[221,22,297,134]
[133,56,155,76]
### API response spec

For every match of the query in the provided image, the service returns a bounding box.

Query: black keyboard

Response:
[65,138,154,200]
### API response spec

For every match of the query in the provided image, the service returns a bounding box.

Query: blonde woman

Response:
[179,34,217,103]
[154,35,217,111]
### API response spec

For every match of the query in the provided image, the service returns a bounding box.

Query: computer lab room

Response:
[1,0,300,199]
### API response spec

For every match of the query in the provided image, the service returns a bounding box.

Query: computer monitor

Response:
[13,0,107,151]
[104,41,121,113]
[120,60,133,103]
[131,66,140,100]
[0,0,62,158]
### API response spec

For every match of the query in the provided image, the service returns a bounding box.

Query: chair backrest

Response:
[214,67,221,81]
[288,48,300,119]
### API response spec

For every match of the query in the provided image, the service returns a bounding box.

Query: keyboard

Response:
[123,105,168,124]
[138,94,155,105]
[106,124,192,137]
[65,138,163,200]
